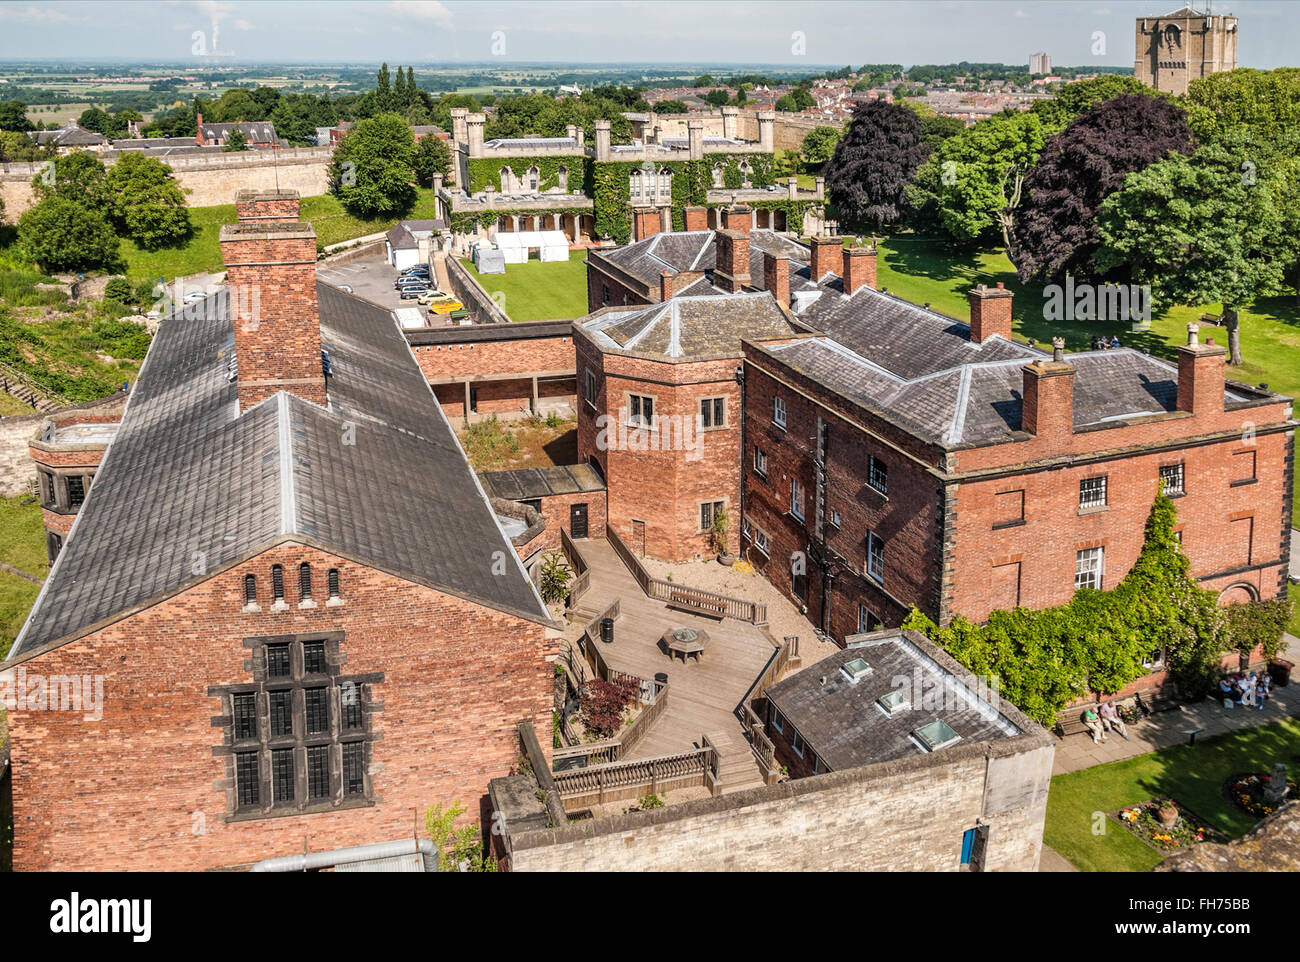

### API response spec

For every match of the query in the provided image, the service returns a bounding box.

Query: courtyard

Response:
[457,252,589,322]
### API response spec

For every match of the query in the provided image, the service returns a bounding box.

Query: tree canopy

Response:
[17,196,120,273]
[31,150,109,208]
[103,152,192,250]
[328,112,417,218]
[825,101,930,230]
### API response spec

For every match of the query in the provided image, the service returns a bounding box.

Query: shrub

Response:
[103,276,132,304]
[1223,598,1292,663]
[579,677,637,739]
[538,552,573,605]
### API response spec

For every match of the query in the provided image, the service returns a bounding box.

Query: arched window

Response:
[299,562,312,601]
[556,165,569,192]
[526,165,540,191]
[271,564,284,602]
[499,166,513,193]
[712,164,725,188]
[629,168,643,200]
[738,160,753,188]
[243,574,257,605]
[657,167,673,200]
[328,568,341,600]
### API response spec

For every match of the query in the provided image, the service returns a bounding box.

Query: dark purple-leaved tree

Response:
[824,100,931,230]
[1011,93,1192,284]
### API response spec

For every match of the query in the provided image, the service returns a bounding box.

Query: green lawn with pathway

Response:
[457,252,590,322]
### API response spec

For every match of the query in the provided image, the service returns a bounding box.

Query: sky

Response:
[0,0,1295,69]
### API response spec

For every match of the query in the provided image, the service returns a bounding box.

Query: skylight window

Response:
[878,690,909,716]
[914,719,961,752]
[841,657,872,684]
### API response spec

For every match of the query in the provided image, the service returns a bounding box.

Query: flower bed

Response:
[1109,798,1226,852]
[1225,772,1299,819]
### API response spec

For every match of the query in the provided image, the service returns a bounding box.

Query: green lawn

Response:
[0,495,47,661]
[458,252,590,322]
[119,188,444,285]
[1044,718,1300,872]
[870,236,1300,513]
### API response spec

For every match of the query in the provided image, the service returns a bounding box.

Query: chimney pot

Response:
[764,251,790,309]
[1052,336,1065,363]
[968,282,1014,344]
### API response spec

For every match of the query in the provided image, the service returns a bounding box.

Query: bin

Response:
[600,617,614,645]
[1269,659,1293,687]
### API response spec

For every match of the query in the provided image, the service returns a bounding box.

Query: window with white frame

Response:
[866,531,885,582]
[858,605,881,633]
[744,516,771,556]
[628,393,654,428]
[770,708,784,734]
[1079,476,1107,509]
[699,500,724,532]
[753,445,767,477]
[773,395,787,427]
[584,369,598,406]
[1160,462,1184,496]
[791,728,805,758]
[1075,546,1104,591]
[868,455,888,494]
[790,478,805,520]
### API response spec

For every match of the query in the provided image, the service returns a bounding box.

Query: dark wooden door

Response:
[570,502,589,539]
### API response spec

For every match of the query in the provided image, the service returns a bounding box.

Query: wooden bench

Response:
[1054,705,1101,739]
[1134,682,1181,714]
[666,593,726,620]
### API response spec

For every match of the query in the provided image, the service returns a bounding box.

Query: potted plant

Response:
[711,506,735,565]
[538,551,573,615]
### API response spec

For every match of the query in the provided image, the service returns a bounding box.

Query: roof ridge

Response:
[277,392,297,536]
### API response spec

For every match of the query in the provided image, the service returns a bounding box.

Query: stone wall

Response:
[738,112,846,152]
[0,148,332,217]
[504,734,1054,871]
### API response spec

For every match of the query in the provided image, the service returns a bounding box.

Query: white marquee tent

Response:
[494,230,570,264]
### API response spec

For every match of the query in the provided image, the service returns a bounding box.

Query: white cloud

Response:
[234,18,253,30]
[388,1,453,26]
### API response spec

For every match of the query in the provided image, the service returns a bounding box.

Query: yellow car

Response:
[415,290,447,305]
[426,296,464,316]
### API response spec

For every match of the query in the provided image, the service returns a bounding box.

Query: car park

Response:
[426,295,464,315]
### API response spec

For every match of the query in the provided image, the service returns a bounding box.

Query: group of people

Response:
[1220,671,1271,710]
[1089,334,1123,350]
[1081,701,1131,744]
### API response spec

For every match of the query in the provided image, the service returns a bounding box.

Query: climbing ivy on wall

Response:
[902,494,1260,726]
[465,155,589,194]
[447,205,593,235]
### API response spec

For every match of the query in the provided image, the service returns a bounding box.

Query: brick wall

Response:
[6,543,554,871]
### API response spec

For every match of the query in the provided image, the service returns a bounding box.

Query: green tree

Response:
[104,152,192,250]
[1185,67,1300,149]
[1095,135,1288,365]
[0,100,33,132]
[412,133,452,187]
[375,62,392,113]
[17,197,120,272]
[791,88,816,111]
[328,112,416,217]
[31,150,108,207]
[221,126,248,152]
[775,94,797,112]
[905,109,1046,249]
[539,552,573,605]
[703,89,730,108]
[800,126,842,167]
[1030,74,1148,131]
[424,800,496,872]
[654,99,688,114]
[103,276,132,304]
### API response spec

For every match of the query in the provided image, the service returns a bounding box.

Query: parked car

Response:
[401,266,431,276]
[415,290,447,305]
[399,287,430,299]
[183,291,208,303]
[395,280,429,292]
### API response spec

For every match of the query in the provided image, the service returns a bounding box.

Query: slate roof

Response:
[765,630,1021,771]
[596,229,808,290]
[479,464,606,501]
[581,293,799,359]
[12,283,548,658]
[200,121,280,145]
[35,124,107,147]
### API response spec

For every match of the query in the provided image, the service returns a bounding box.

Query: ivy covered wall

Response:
[465,155,589,194]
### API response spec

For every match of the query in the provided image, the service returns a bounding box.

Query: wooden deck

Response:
[569,538,776,792]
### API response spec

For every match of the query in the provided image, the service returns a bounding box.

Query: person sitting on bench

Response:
[1082,706,1106,744]
[1099,700,1130,741]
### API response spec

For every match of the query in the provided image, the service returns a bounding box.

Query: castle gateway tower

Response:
[1135,7,1238,96]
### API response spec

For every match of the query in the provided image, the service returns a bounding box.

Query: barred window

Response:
[271,749,295,805]
[304,687,329,735]
[271,564,284,602]
[328,568,340,599]
[307,745,330,800]
[299,562,312,601]
[269,690,293,737]
[243,574,257,605]
[1079,476,1107,509]
[303,640,327,675]
[342,683,364,730]
[868,456,888,495]
[66,475,86,508]
[266,643,291,678]
[1075,547,1104,591]
[343,742,365,796]
[233,693,258,741]
[236,752,260,808]
[1160,463,1184,496]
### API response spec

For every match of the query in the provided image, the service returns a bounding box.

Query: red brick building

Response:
[737,241,1293,661]
[2,190,555,871]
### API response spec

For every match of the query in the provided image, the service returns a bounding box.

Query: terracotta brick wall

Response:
[6,543,554,871]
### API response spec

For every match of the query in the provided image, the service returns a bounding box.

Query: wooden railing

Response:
[742,702,778,782]
[552,745,715,808]
[560,527,591,606]
[733,634,799,785]
[606,525,767,625]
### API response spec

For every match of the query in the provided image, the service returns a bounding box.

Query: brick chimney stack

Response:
[235,189,301,224]
[683,206,708,232]
[195,113,205,146]
[764,251,790,309]
[721,204,752,235]
[969,281,1014,343]
[219,191,325,412]
[660,269,674,302]
[1021,347,1075,439]
[1176,322,1227,416]
[633,208,662,242]
[842,241,877,295]
[714,229,751,293]
[809,236,842,283]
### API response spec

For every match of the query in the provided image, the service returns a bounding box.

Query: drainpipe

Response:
[734,363,745,561]
[249,838,438,872]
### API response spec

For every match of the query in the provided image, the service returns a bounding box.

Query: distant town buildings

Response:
[1029,52,1052,76]
[1135,6,1238,96]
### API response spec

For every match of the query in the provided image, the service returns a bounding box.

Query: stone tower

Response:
[1134,7,1238,97]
